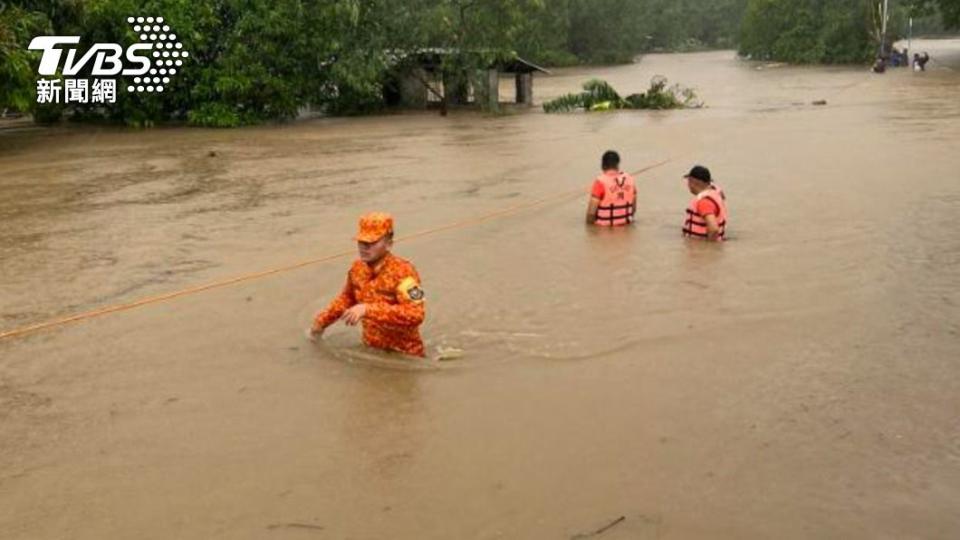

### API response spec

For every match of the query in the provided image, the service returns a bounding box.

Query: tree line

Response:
[0,0,956,126]
[739,0,957,64]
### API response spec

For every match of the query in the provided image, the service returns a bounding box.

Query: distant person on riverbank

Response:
[872,57,887,74]
[586,150,636,226]
[914,52,930,71]
[889,47,910,67]
[308,212,426,357]
[891,48,902,67]
[682,165,728,242]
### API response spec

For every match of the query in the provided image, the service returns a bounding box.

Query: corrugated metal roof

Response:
[387,48,550,74]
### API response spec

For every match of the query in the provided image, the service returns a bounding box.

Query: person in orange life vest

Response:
[307,212,426,357]
[682,165,728,242]
[586,150,637,226]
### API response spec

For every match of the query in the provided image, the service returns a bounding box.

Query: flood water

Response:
[2,40,960,539]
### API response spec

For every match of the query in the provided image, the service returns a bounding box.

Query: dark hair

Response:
[685,165,712,183]
[601,150,620,170]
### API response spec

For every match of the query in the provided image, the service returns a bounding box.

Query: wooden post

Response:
[523,73,533,106]
[486,69,499,111]
[444,71,469,105]
[515,72,533,106]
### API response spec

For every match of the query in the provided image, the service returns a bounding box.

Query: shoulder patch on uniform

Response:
[397,276,425,303]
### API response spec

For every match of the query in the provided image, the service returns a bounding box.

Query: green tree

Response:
[0,4,50,112]
[740,0,875,63]
[908,0,960,27]
[565,0,646,63]
[640,0,748,51]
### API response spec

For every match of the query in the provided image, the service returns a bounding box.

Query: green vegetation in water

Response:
[543,77,703,114]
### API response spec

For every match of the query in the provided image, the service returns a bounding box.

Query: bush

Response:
[0,5,51,112]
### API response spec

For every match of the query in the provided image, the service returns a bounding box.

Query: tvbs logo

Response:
[29,16,189,104]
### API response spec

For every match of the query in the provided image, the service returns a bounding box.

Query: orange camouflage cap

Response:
[354,212,394,242]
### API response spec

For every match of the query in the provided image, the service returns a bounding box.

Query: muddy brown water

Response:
[2,41,960,539]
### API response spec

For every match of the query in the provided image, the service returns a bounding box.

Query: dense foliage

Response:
[739,0,959,64]
[739,0,875,63]
[1,3,51,113]
[910,0,960,28]
[1,0,956,125]
[1,0,750,124]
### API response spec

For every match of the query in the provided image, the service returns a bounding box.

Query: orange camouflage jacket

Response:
[313,253,425,357]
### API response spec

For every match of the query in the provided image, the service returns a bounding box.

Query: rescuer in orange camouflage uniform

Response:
[308,212,426,357]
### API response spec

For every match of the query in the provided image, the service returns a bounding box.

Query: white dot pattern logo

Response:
[126,15,188,95]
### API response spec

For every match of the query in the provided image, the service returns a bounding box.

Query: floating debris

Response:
[435,346,465,361]
[544,77,701,113]
[571,515,626,539]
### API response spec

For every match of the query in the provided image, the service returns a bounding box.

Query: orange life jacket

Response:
[683,185,727,240]
[594,171,636,227]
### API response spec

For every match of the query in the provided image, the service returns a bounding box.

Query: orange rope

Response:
[0,158,673,342]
